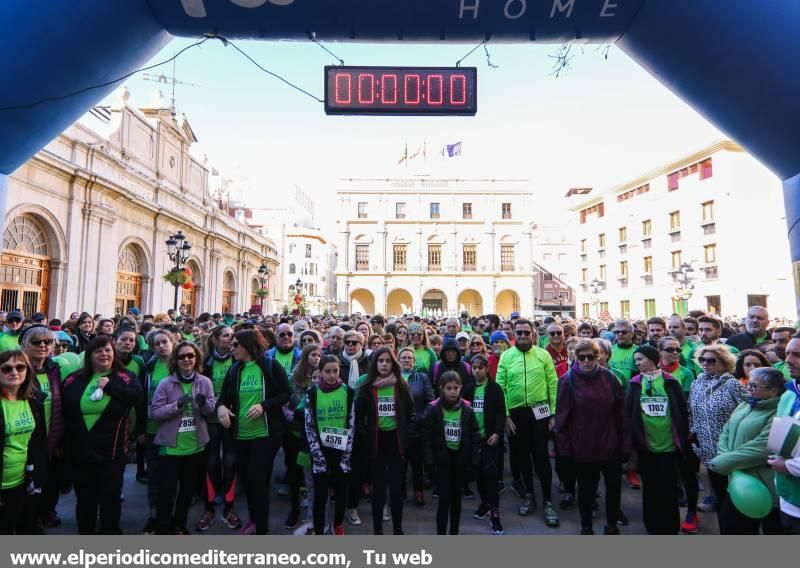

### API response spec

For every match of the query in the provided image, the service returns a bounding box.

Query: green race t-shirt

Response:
[208,357,233,424]
[164,382,203,456]
[473,382,487,438]
[1,399,34,489]
[36,371,51,433]
[640,374,675,453]
[413,347,437,374]
[147,360,170,434]
[774,360,792,380]
[275,350,295,377]
[0,333,20,353]
[443,407,462,450]
[316,385,349,450]
[236,361,268,440]
[376,385,396,431]
[610,344,637,381]
[81,372,112,431]
[672,365,696,395]
[680,340,698,368]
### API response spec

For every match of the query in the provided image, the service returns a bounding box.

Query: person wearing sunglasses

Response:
[198,326,240,532]
[555,339,629,535]
[139,329,175,534]
[709,367,784,534]
[52,332,74,357]
[625,344,690,534]
[150,341,215,534]
[545,324,569,379]
[609,320,638,386]
[0,350,47,534]
[216,329,290,535]
[658,337,696,397]
[408,324,437,378]
[366,334,384,355]
[0,310,25,352]
[495,319,559,527]
[267,324,301,379]
[688,344,747,520]
[62,336,143,534]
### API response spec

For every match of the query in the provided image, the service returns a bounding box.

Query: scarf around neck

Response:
[373,374,398,389]
[341,350,364,389]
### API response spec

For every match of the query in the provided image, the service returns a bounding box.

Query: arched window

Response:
[289,263,296,274]
[115,244,143,315]
[1,215,51,314]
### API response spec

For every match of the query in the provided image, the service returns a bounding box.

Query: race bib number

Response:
[532,403,551,420]
[641,397,668,417]
[378,396,395,417]
[444,420,461,444]
[178,415,196,433]
[472,398,484,413]
[320,427,349,451]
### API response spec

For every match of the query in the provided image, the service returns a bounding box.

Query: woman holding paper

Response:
[710,367,784,534]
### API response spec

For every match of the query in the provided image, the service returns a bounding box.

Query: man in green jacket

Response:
[767,334,800,534]
[496,318,559,528]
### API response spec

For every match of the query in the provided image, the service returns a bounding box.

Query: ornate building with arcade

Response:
[1,89,280,318]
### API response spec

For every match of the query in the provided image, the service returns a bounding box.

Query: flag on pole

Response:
[440,141,463,159]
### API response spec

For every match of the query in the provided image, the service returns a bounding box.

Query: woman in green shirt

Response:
[151,341,216,534]
[0,350,47,534]
[409,324,437,378]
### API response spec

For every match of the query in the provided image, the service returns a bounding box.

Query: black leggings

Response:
[157,452,205,533]
[313,452,349,534]
[205,422,237,510]
[405,436,425,494]
[508,407,552,501]
[282,433,302,514]
[144,433,159,512]
[678,449,699,514]
[71,458,126,535]
[718,496,782,534]
[347,439,367,509]
[0,483,27,534]
[236,435,282,535]
[371,430,404,534]
[436,451,464,535]
[476,439,501,513]
[554,437,576,496]
[575,460,621,529]
[639,451,680,535]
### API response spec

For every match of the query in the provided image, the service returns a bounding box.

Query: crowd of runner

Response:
[0,304,798,536]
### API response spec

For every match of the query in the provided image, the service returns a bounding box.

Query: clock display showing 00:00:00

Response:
[326,67,476,113]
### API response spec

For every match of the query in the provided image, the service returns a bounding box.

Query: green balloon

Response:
[728,470,772,519]
[52,352,81,377]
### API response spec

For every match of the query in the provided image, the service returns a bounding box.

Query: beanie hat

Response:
[489,331,510,344]
[634,344,661,367]
[128,307,141,316]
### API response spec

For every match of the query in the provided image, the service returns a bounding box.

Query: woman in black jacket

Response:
[461,355,506,535]
[424,371,481,535]
[62,336,143,534]
[0,350,47,534]
[355,347,415,535]
[215,329,289,535]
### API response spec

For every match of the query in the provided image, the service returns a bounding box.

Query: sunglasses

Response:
[549,331,563,337]
[345,340,360,346]
[57,342,71,348]
[613,330,630,335]
[661,347,680,354]
[470,342,482,347]
[0,364,26,374]
[177,353,196,361]
[7,318,22,325]
[698,357,718,365]
[279,332,294,338]
[515,330,532,336]
[30,338,54,347]
[577,354,597,362]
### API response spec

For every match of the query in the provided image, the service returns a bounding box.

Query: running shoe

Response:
[617,509,629,527]
[223,509,243,530]
[518,494,536,516]
[580,527,594,535]
[543,501,560,527]
[142,517,157,535]
[698,495,716,512]
[294,521,313,536]
[238,520,256,535]
[559,493,575,510]
[510,479,525,498]
[681,512,700,534]
[603,525,620,535]
[489,515,504,535]
[393,527,404,535]
[473,503,490,520]
[334,525,345,536]
[285,509,301,530]
[196,510,214,532]
[414,491,425,508]
[345,508,362,526]
[383,504,391,522]
[463,486,476,500]
[431,488,439,500]
[625,470,641,490]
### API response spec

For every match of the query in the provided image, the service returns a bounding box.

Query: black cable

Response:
[0,37,211,112]
[310,33,344,66]
[484,43,500,69]
[221,37,324,104]
[456,40,486,68]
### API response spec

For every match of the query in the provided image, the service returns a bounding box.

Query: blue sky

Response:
[111,38,727,232]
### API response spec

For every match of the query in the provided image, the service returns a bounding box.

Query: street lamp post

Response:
[589,278,602,318]
[673,262,695,315]
[257,262,270,312]
[165,230,191,311]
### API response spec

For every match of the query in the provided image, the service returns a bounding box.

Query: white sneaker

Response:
[382,504,391,522]
[293,521,313,536]
[345,509,362,526]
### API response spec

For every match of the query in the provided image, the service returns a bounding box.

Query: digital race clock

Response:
[324,66,477,116]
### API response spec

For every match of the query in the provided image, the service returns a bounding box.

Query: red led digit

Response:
[427,74,443,105]
[335,73,352,104]
[405,74,420,105]
[450,74,467,105]
[381,74,398,104]
[358,73,375,104]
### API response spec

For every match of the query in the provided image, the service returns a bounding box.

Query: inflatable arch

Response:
[1,0,798,311]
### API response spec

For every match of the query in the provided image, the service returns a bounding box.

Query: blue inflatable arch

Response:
[1,0,798,311]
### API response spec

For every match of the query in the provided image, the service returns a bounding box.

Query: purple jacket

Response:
[555,364,630,463]
[151,373,216,449]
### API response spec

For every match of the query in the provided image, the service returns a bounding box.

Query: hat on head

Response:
[7,310,23,321]
[634,344,661,367]
[490,331,510,344]
[510,311,521,319]
[128,307,141,316]
[32,312,46,322]
[55,331,74,345]
[455,331,470,342]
